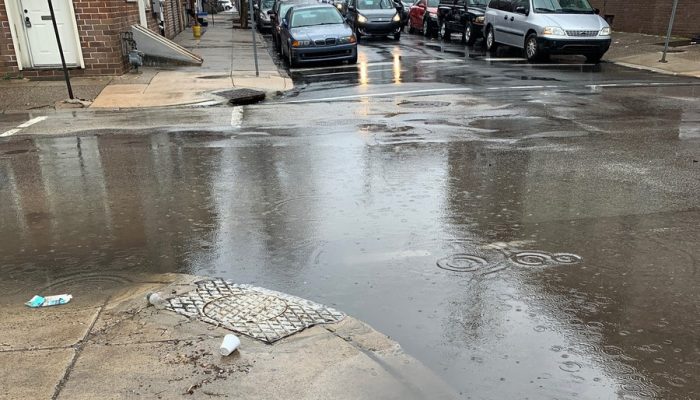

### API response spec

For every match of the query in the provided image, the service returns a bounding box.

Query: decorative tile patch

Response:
[165,278,345,343]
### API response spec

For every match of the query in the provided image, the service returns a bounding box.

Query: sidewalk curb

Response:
[608,60,700,79]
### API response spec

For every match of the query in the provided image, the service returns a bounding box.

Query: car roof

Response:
[291,3,337,10]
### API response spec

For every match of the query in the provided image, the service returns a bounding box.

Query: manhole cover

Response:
[217,89,266,106]
[203,293,288,324]
[165,278,344,343]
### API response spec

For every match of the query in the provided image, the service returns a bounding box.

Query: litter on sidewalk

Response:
[220,334,241,356]
[25,294,72,308]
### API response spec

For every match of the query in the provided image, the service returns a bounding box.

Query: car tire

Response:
[355,25,362,41]
[586,52,603,64]
[524,33,541,62]
[408,24,415,34]
[394,31,401,40]
[287,45,297,68]
[423,17,432,37]
[465,21,476,46]
[485,26,498,54]
[439,21,450,41]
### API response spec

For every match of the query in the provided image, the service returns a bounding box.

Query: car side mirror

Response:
[515,6,528,15]
[594,8,600,14]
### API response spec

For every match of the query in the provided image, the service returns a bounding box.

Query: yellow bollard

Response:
[193,25,201,38]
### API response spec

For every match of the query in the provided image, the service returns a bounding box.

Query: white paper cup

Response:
[220,334,241,356]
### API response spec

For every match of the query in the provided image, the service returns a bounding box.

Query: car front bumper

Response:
[291,44,357,63]
[357,21,402,35]
[536,37,611,55]
[257,19,272,29]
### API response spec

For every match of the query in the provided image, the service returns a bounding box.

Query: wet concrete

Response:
[1,32,700,399]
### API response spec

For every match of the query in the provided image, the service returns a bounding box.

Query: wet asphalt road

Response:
[2,32,700,399]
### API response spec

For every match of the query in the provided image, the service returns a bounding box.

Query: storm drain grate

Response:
[165,278,345,343]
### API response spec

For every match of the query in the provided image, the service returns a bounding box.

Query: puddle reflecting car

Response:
[345,0,403,40]
[484,0,611,63]
[270,0,318,52]
[408,0,439,37]
[279,4,358,67]
[437,0,488,44]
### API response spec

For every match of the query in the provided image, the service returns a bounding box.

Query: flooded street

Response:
[2,33,700,399]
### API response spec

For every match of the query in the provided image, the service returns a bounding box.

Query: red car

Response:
[408,0,439,37]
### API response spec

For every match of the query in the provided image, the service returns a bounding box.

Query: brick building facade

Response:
[589,0,699,37]
[0,0,187,78]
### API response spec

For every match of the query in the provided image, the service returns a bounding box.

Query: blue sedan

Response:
[280,4,358,67]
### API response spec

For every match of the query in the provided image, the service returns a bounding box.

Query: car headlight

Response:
[392,13,401,22]
[357,14,367,23]
[291,40,312,47]
[542,26,565,36]
[338,35,357,44]
[474,16,484,24]
[599,27,611,36]
[336,2,343,9]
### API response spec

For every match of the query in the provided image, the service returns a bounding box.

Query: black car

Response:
[346,0,403,40]
[254,0,276,31]
[436,0,487,44]
[269,0,318,51]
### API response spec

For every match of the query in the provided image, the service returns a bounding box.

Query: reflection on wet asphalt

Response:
[1,31,700,399]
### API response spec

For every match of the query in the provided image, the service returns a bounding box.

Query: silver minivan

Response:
[483,0,611,63]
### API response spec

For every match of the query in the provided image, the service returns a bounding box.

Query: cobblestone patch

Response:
[165,278,345,343]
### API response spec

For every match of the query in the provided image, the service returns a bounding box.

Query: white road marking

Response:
[306,68,406,77]
[481,57,527,62]
[417,59,464,64]
[17,116,47,128]
[0,129,21,137]
[285,87,473,103]
[586,82,700,89]
[230,107,243,127]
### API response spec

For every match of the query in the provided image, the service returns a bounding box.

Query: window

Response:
[290,7,344,27]
[357,0,394,9]
[532,0,593,13]
[487,0,498,9]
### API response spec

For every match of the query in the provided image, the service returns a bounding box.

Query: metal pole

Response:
[660,0,679,63]
[247,0,259,76]
[47,0,74,99]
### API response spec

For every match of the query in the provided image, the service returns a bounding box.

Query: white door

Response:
[20,0,80,66]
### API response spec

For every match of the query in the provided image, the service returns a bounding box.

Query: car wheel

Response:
[485,26,497,54]
[355,26,362,41]
[423,17,431,37]
[408,23,415,34]
[394,31,401,40]
[465,22,476,46]
[525,33,541,62]
[439,21,450,41]
[287,45,297,68]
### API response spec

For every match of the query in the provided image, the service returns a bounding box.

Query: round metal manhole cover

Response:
[202,293,288,324]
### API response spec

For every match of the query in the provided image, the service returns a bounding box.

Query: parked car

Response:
[345,0,403,40]
[218,0,234,10]
[270,0,318,52]
[396,0,411,27]
[279,4,358,67]
[254,0,276,30]
[483,0,611,63]
[407,0,439,37]
[437,0,487,44]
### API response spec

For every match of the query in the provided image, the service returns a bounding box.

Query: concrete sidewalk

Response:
[605,32,700,78]
[90,12,292,108]
[0,273,457,399]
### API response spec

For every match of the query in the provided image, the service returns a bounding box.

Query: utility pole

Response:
[660,0,679,63]
[47,0,74,99]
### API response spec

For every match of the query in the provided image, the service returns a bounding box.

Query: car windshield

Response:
[291,7,344,27]
[532,0,594,13]
[262,0,274,7]
[357,0,394,10]
[427,0,438,6]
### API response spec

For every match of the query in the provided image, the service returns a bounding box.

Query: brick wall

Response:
[0,0,184,77]
[590,0,700,37]
[0,0,20,77]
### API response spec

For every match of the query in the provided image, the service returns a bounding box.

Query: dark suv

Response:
[436,0,488,44]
